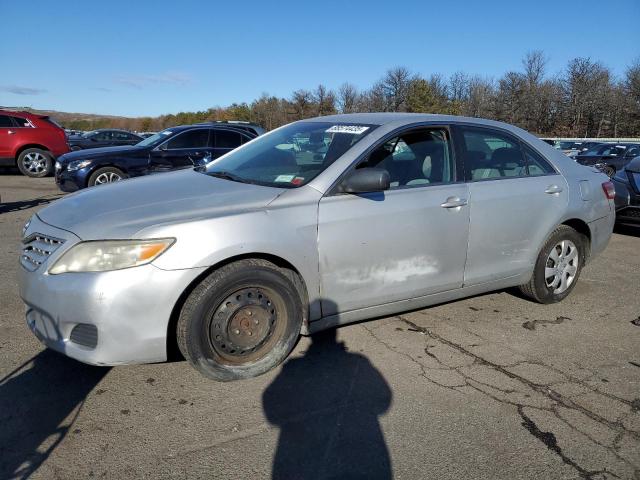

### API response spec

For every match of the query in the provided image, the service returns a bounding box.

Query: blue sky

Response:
[1,0,638,117]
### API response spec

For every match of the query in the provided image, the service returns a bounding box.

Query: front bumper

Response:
[54,166,82,192]
[18,215,207,365]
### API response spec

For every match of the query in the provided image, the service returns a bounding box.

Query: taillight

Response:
[601,181,615,199]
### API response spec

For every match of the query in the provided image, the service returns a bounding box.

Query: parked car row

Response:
[55,122,263,190]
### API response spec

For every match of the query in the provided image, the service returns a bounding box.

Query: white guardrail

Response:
[541,137,640,142]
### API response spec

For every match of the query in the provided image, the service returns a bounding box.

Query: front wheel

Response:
[177,259,304,381]
[88,167,127,187]
[519,225,586,304]
[17,148,53,178]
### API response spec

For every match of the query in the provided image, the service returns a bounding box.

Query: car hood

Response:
[37,169,285,239]
[58,145,143,162]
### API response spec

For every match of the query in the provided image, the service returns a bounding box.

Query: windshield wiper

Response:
[208,170,250,184]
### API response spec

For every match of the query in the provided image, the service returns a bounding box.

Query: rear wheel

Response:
[177,259,303,381]
[17,148,53,178]
[88,167,127,187]
[519,225,585,304]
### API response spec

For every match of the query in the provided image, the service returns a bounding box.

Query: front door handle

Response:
[545,185,563,194]
[8,130,15,135]
[441,196,468,209]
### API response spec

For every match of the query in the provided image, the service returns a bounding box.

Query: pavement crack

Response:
[518,406,617,479]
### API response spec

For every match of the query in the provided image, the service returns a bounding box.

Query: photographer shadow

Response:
[263,326,393,480]
[0,350,110,480]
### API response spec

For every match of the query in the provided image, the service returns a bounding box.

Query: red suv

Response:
[0,110,70,177]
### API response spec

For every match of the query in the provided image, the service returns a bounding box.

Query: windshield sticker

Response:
[326,125,369,135]
[274,174,296,183]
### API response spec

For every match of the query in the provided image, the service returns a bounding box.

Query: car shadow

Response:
[0,195,63,215]
[614,224,640,238]
[0,350,110,480]
[263,327,393,480]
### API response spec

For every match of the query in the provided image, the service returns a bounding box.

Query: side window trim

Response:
[160,128,211,151]
[10,116,32,128]
[519,141,559,176]
[326,123,458,196]
[213,128,244,149]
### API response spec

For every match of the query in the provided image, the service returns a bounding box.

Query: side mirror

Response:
[340,168,390,193]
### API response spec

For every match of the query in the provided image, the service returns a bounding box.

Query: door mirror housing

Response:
[340,168,390,193]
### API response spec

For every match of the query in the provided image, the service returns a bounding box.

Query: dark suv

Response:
[0,109,70,177]
[55,123,260,192]
[68,129,143,150]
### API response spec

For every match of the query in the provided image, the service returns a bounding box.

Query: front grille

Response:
[20,233,65,271]
[69,324,98,349]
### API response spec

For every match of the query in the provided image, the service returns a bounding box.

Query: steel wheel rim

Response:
[94,172,122,185]
[208,287,284,364]
[544,239,579,294]
[22,152,47,173]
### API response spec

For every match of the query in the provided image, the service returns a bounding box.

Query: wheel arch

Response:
[560,218,591,262]
[165,252,310,361]
[15,144,52,160]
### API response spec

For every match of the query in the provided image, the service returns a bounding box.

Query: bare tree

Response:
[382,67,412,111]
[337,83,359,113]
[313,84,337,116]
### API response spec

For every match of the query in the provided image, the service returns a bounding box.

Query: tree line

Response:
[64,52,640,137]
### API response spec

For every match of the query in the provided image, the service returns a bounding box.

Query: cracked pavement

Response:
[1,174,639,479]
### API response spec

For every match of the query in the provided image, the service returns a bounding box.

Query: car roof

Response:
[302,112,530,132]
[167,124,256,135]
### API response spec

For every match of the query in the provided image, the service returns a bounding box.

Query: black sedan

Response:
[55,123,258,192]
[574,143,640,176]
[68,129,144,150]
[611,156,640,227]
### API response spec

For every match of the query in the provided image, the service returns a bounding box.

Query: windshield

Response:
[81,130,97,138]
[583,144,622,156]
[558,141,579,149]
[203,121,377,187]
[135,129,174,147]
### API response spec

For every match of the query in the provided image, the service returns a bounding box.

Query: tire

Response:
[177,259,304,381]
[88,167,127,187]
[17,148,53,178]
[519,225,586,304]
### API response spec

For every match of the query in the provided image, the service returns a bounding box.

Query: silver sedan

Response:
[18,113,615,381]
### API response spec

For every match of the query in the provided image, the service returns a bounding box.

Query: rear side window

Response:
[12,116,31,127]
[166,129,209,149]
[461,127,527,180]
[215,130,243,149]
[93,131,112,141]
[0,115,13,127]
[522,144,556,175]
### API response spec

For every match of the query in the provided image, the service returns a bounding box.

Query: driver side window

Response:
[357,128,453,189]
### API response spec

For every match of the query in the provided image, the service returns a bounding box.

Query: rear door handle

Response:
[8,130,15,135]
[441,197,468,208]
[545,185,563,194]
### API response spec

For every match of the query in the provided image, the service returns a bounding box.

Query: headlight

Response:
[48,238,175,274]
[67,159,93,171]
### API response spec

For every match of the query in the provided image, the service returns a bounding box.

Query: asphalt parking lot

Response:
[1,172,639,480]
